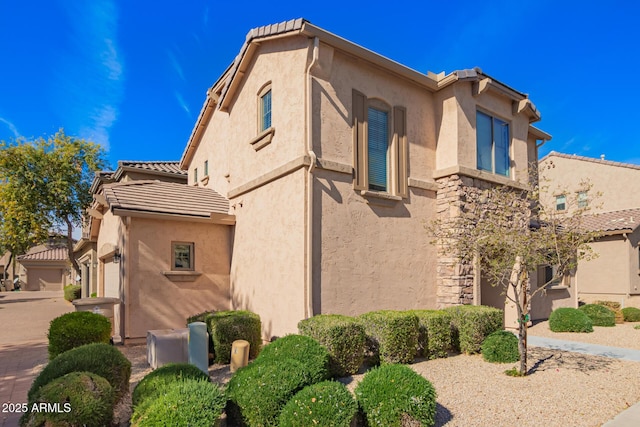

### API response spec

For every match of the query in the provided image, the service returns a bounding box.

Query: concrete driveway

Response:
[0,290,72,426]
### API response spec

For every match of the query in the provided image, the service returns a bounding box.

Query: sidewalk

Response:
[529,335,640,426]
[0,290,72,427]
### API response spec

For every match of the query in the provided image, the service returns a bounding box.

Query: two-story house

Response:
[173,18,562,340]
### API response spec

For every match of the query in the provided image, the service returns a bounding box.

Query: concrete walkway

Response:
[0,290,72,427]
[529,335,640,426]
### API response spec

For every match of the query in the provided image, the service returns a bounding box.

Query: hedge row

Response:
[446,305,503,354]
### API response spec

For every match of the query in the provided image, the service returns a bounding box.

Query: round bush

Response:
[48,311,111,360]
[549,308,593,333]
[28,343,131,403]
[131,378,225,427]
[481,330,519,363]
[132,362,210,408]
[20,372,114,427]
[279,381,358,427]
[622,307,640,322]
[63,284,82,302]
[226,358,314,427]
[594,301,624,324]
[579,304,616,327]
[355,364,437,427]
[257,334,330,383]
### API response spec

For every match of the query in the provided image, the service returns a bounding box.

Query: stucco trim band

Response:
[432,165,529,190]
[228,155,311,198]
[408,177,439,192]
[250,127,275,151]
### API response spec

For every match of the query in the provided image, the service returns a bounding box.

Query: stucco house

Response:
[539,152,640,308]
[167,18,568,340]
[16,244,71,291]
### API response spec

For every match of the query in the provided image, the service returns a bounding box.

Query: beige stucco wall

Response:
[539,155,640,214]
[125,217,231,339]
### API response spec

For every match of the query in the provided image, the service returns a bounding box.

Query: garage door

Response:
[26,268,63,291]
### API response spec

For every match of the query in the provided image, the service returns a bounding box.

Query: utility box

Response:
[147,328,189,369]
[230,339,250,373]
[188,322,209,374]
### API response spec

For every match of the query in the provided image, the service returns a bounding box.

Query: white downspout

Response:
[305,37,319,318]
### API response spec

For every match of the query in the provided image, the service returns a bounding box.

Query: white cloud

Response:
[0,117,20,138]
[167,50,185,81]
[175,92,191,116]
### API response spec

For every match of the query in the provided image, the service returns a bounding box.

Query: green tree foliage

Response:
[0,130,106,275]
[427,167,599,375]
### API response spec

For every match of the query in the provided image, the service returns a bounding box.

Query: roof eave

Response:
[112,208,235,225]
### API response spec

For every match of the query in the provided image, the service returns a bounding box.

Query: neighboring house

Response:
[17,245,71,291]
[170,18,564,340]
[539,152,640,308]
[83,161,234,343]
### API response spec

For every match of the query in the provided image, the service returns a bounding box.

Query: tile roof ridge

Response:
[542,151,640,171]
[584,207,640,217]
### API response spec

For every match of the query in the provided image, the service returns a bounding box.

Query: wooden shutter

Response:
[394,106,408,198]
[352,90,367,190]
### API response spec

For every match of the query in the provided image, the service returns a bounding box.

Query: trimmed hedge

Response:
[409,310,452,359]
[47,311,112,360]
[359,310,419,365]
[131,379,225,427]
[481,330,519,363]
[549,307,593,332]
[131,362,210,408]
[28,343,131,402]
[594,301,624,324]
[206,310,262,364]
[20,372,114,427]
[298,314,366,377]
[279,381,358,427]
[226,358,314,427]
[446,305,503,354]
[355,364,437,427]
[579,304,616,327]
[256,335,330,383]
[622,307,640,322]
[63,284,82,302]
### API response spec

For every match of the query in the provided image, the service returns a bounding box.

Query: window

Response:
[204,160,209,177]
[577,191,588,208]
[194,168,198,184]
[556,195,566,211]
[172,242,194,271]
[352,90,408,197]
[260,88,272,132]
[476,111,510,176]
[543,265,563,287]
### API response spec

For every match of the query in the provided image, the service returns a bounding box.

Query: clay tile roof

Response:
[18,247,69,262]
[118,161,187,176]
[103,181,230,219]
[541,152,640,172]
[581,208,640,234]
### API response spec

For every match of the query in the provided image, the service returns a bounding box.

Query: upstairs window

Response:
[193,168,198,184]
[577,191,588,208]
[367,107,389,191]
[477,111,510,177]
[204,160,209,177]
[556,194,566,211]
[259,87,272,132]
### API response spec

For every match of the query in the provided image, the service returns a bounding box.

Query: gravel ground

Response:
[116,321,640,427]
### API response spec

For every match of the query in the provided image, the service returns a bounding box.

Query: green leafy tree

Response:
[0,129,107,276]
[427,167,599,375]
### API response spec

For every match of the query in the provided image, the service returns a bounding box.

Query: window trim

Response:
[171,242,194,271]
[476,110,511,177]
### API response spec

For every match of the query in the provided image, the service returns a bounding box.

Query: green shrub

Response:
[206,310,262,364]
[622,307,640,322]
[47,311,112,360]
[298,314,366,377]
[355,364,437,427]
[256,334,330,383]
[63,284,82,302]
[28,343,131,402]
[279,381,358,427]
[20,372,114,427]
[594,301,624,324]
[409,310,452,359]
[131,378,225,427]
[131,362,210,408]
[446,305,503,354]
[90,292,97,297]
[579,304,616,327]
[226,358,314,427]
[548,307,593,332]
[481,330,519,363]
[358,310,419,365]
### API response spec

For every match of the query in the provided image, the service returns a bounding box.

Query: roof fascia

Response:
[529,125,552,142]
[111,208,235,225]
[180,94,217,169]
[113,165,186,182]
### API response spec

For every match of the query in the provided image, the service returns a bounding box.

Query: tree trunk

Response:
[65,217,80,279]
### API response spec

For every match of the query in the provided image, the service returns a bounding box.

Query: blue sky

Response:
[1,0,639,170]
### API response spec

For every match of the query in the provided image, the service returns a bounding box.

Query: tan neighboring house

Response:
[83,161,233,343]
[169,18,569,340]
[17,246,71,291]
[539,152,640,308]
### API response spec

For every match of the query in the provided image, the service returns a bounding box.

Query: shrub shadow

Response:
[527,347,614,375]
[434,402,453,426]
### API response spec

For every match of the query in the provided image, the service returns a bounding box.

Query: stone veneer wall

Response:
[435,174,498,308]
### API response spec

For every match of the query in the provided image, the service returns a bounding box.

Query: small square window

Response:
[172,242,194,271]
[577,191,588,208]
[204,160,209,177]
[556,195,566,211]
